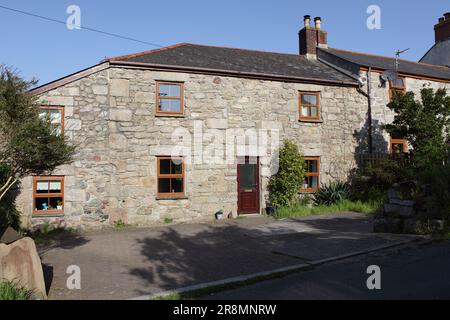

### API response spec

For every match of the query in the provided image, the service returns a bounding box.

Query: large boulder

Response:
[0,237,47,299]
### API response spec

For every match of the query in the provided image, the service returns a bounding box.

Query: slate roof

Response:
[319,47,450,81]
[420,39,450,67]
[107,43,358,85]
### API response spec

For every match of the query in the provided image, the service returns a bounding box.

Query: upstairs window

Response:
[389,77,406,100]
[33,176,64,215]
[157,157,185,197]
[299,92,320,121]
[156,81,184,115]
[301,157,320,193]
[39,106,64,136]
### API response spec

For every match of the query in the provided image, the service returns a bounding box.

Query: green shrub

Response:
[268,140,306,208]
[349,158,410,202]
[314,181,350,206]
[416,163,450,221]
[0,280,34,300]
[113,219,129,230]
[0,164,21,230]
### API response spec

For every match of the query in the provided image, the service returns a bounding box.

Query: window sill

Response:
[156,196,189,200]
[299,119,323,123]
[155,113,185,118]
[32,212,65,218]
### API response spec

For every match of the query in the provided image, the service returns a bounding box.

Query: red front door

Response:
[237,157,260,214]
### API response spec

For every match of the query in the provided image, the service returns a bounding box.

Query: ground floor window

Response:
[157,156,185,197]
[390,138,407,158]
[301,157,320,193]
[33,176,64,215]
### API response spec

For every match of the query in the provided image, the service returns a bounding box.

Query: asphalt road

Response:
[203,240,450,300]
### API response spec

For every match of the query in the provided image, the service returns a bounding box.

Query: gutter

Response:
[108,60,359,87]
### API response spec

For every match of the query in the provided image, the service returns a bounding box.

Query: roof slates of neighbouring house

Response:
[107,43,358,85]
[420,39,450,67]
[320,47,450,81]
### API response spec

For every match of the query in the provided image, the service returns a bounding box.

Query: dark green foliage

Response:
[314,181,350,206]
[349,158,410,202]
[0,66,76,228]
[268,140,306,208]
[0,164,20,230]
[385,88,450,171]
[416,163,450,221]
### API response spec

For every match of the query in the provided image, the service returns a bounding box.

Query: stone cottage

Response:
[16,14,450,229]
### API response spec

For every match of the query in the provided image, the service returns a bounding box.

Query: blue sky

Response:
[0,0,447,85]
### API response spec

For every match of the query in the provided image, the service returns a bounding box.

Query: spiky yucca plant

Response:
[313,181,350,206]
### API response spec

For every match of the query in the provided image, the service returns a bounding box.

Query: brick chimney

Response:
[299,15,328,58]
[435,12,450,42]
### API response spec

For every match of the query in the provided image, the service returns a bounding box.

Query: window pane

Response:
[158,84,181,97]
[49,110,62,125]
[171,178,183,193]
[158,99,181,112]
[49,181,62,193]
[301,106,309,117]
[240,164,256,189]
[49,197,63,210]
[36,181,49,193]
[301,94,317,105]
[158,178,171,193]
[309,176,318,189]
[310,106,318,117]
[308,160,318,173]
[159,159,171,174]
[35,198,49,211]
[171,160,183,174]
[392,78,404,88]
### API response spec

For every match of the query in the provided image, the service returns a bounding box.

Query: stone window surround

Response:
[301,156,320,193]
[298,91,321,122]
[156,156,186,199]
[155,81,185,116]
[32,176,65,217]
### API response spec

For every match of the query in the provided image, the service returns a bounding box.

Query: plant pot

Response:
[215,212,224,220]
[57,205,63,211]
[266,206,277,216]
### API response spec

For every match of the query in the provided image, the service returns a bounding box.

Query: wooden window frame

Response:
[389,78,406,100]
[299,91,321,121]
[33,176,65,216]
[40,105,65,135]
[301,156,320,193]
[389,138,407,155]
[156,156,185,198]
[156,81,184,116]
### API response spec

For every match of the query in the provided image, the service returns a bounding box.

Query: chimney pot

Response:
[444,12,450,20]
[439,17,445,23]
[304,15,311,28]
[314,17,322,29]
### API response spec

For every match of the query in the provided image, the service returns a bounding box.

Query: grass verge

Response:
[0,280,34,300]
[274,199,382,220]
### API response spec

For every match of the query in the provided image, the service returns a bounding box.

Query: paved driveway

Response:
[38,212,419,300]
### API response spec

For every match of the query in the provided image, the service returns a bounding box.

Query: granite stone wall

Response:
[14,66,449,230]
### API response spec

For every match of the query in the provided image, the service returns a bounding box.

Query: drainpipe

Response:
[367,67,373,154]
[356,68,374,154]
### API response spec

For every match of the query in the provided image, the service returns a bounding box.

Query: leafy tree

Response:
[268,140,306,207]
[0,66,76,205]
[385,88,450,170]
